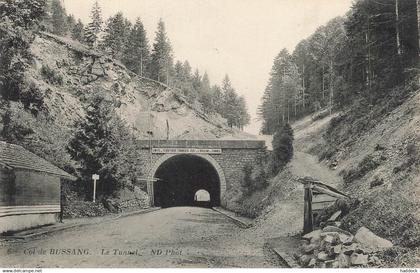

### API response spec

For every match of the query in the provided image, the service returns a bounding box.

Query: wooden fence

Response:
[299,177,351,234]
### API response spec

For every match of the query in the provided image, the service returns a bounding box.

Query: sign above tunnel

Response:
[152,147,222,154]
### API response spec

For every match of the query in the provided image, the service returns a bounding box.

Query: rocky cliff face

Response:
[29,32,251,140]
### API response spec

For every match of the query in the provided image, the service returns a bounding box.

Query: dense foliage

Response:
[0,0,46,108]
[259,0,419,134]
[67,94,142,199]
[270,123,294,175]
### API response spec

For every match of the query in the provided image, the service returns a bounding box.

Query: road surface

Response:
[0,207,279,268]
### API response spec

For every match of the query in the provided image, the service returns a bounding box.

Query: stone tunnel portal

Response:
[153,154,221,208]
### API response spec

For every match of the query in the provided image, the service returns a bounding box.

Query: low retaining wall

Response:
[0,213,58,234]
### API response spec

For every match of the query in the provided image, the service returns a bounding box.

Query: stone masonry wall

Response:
[136,143,265,208]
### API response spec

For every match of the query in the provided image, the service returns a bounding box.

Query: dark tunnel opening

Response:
[153,154,221,208]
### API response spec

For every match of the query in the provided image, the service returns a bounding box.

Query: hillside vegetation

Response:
[234,88,419,266]
[0,1,252,215]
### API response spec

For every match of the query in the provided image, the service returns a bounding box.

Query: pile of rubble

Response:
[63,200,109,218]
[103,186,150,213]
[295,226,393,268]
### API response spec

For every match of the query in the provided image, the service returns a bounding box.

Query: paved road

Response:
[0,207,278,268]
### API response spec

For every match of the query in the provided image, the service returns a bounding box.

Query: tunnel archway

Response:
[150,154,224,208]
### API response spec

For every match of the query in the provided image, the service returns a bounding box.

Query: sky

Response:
[64,0,354,135]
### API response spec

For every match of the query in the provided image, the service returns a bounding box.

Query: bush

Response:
[342,154,381,184]
[67,94,142,198]
[241,161,268,196]
[241,163,253,196]
[341,190,420,248]
[19,81,44,115]
[311,108,330,121]
[270,123,294,175]
[41,64,63,85]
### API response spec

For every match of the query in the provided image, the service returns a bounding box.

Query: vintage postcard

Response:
[0,0,419,270]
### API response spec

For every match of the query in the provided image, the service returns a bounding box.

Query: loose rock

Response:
[337,253,350,268]
[350,253,369,266]
[342,243,356,255]
[299,254,312,266]
[317,251,329,261]
[333,244,342,255]
[307,258,317,268]
[354,227,393,250]
[301,243,319,254]
[302,229,322,241]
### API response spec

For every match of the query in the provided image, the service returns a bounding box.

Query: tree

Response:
[192,69,201,92]
[102,12,131,60]
[417,0,420,56]
[123,17,150,76]
[220,75,250,129]
[84,0,103,47]
[259,49,302,133]
[150,19,174,85]
[0,0,45,29]
[71,19,84,42]
[67,94,142,198]
[270,123,294,175]
[198,72,212,113]
[211,84,224,114]
[221,75,237,127]
[236,96,251,130]
[67,14,76,28]
[0,0,46,102]
[200,72,211,94]
[50,0,68,35]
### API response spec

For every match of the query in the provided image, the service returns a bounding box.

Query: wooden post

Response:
[303,182,314,234]
[92,174,99,203]
[147,180,154,207]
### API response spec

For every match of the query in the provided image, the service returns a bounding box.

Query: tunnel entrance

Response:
[153,154,220,208]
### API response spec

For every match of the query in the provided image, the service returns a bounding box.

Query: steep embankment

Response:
[236,89,419,266]
[28,32,248,140]
[238,113,341,235]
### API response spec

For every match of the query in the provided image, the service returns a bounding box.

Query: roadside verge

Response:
[1,207,161,240]
[212,206,253,228]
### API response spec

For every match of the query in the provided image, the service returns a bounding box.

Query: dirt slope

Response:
[237,90,419,266]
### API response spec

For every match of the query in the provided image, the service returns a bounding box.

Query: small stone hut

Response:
[0,141,75,233]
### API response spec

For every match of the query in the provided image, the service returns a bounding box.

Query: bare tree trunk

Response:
[365,31,370,88]
[302,63,305,108]
[329,60,333,115]
[396,0,402,55]
[140,51,143,76]
[417,0,420,57]
[322,65,325,101]
[166,59,169,86]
